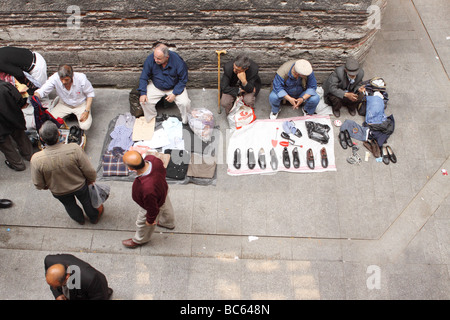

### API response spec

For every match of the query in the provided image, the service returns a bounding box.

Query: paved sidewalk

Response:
[0,0,449,300]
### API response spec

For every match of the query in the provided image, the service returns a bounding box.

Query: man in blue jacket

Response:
[269,59,320,119]
[138,43,191,123]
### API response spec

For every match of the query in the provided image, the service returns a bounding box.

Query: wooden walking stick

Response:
[215,50,227,114]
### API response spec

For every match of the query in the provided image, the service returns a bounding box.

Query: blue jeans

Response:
[269,88,320,115]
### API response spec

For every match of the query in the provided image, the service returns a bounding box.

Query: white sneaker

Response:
[269,111,279,120]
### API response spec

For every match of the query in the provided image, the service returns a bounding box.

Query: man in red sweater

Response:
[122,150,175,248]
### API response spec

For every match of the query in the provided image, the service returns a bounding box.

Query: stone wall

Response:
[0,0,386,88]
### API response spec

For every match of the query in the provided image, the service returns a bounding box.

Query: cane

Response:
[215,50,227,114]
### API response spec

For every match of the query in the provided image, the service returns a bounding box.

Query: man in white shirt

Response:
[34,65,95,130]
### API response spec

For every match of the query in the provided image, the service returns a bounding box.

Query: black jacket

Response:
[0,81,27,140]
[220,59,261,97]
[44,254,110,300]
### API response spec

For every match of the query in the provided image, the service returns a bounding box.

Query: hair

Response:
[39,121,60,146]
[58,65,74,79]
[126,158,146,171]
[154,43,170,58]
[234,54,251,69]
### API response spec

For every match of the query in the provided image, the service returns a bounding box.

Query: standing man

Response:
[34,65,95,131]
[0,46,48,88]
[220,54,262,114]
[122,150,175,249]
[138,43,191,124]
[0,80,33,171]
[30,121,103,225]
[44,254,113,300]
[322,57,365,117]
[269,59,320,119]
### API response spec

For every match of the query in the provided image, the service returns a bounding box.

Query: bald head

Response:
[123,151,145,171]
[154,43,169,66]
[46,264,68,288]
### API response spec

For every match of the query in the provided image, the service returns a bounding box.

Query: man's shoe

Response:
[292,147,300,169]
[321,147,328,168]
[386,145,397,163]
[333,109,340,118]
[371,140,381,158]
[233,148,241,169]
[247,148,256,170]
[381,146,390,165]
[344,130,353,147]
[348,108,356,116]
[282,147,290,169]
[5,160,25,171]
[122,239,141,249]
[258,148,266,170]
[270,148,278,171]
[307,148,315,170]
[339,131,348,150]
[0,199,13,209]
[269,111,279,120]
[91,204,104,224]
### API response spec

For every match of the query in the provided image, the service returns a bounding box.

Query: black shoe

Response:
[4,160,25,171]
[282,147,290,169]
[0,199,13,209]
[292,147,300,168]
[247,148,256,170]
[339,131,348,150]
[258,148,266,170]
[307,148,315,170]
[386,145,397,163]
[289,121,302,138]
[270,148,278,171]
[381,146,390,165]
[333,109,340,118]
[233,148,241,169]
[344,130,353,148]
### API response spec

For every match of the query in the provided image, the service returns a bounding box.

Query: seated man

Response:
[322,57,365,117]
[220,54,261,114]
[34,65,95,131]
[138,43,191,124]
[269,59,320,119]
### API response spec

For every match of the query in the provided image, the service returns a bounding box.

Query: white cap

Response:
[294,59,313,76]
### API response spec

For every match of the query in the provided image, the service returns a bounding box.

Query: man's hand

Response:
[165,93,176,103]
[145,220,157,226]
[34,91,41,98]
[79,110,89,122]
[236,71,247,86]
[139,95,148,104]
[358,86,366,94]
[56,294,68,300]
[344,92,359,102]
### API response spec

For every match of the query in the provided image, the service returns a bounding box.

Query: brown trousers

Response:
[221,92,256,115]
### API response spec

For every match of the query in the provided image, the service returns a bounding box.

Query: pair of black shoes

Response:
[339,130,353,149]
[381,145,397,165]
[233,148,258,170]
[282,147,300,169]
[68,125,83,144]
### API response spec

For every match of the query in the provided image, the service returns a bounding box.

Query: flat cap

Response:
[345,57,360,76]
[294,59,313,76]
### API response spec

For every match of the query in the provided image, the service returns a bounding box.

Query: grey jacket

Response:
[322,65,364,100]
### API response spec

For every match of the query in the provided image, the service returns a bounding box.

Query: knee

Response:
[269,91,281,106]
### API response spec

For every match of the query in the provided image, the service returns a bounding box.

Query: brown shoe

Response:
[371,140,381,158]
[91,204,104,224]
[122,238,141,249]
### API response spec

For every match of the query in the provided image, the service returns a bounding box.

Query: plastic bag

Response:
[227,96,256,130]
[305,121,331,144]
[88,183,111,208]
[188,108,215,142]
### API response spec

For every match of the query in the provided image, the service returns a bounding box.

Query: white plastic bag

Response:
[227,96,256,130]
[88,183,110,208]
[188,108,215,142]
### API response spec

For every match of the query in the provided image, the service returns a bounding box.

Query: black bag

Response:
[305,121,330,144]
[358,77,389,116]
[129,86,144,117]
